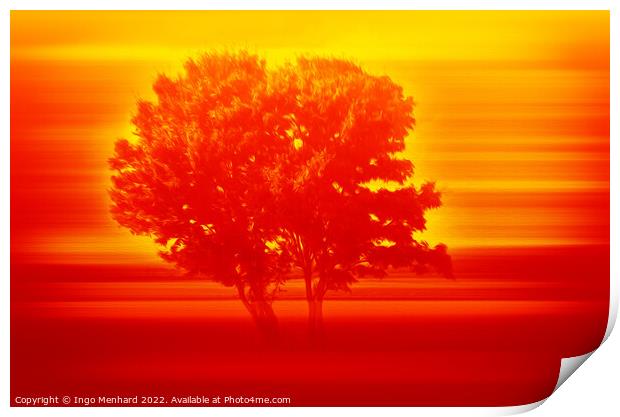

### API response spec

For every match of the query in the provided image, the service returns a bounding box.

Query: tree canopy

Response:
[109,51,451,340]
[264,57,452,337]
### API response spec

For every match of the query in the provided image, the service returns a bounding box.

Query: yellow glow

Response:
[11,11,609,262]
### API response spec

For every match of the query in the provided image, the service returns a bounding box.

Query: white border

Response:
[3,2,617,417]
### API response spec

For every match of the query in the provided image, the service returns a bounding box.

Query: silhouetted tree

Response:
[110,51,451,344]
[268,58,452,341]
[109,52,293,340]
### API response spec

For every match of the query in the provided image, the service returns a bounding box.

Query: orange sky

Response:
[10,11,609,263]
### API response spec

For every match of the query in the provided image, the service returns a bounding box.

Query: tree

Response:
[109,52,293,340]
[268,58,452,341]
[109,51,451,344]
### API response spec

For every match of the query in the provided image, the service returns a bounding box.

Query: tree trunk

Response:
[307,298,316,343]
[237,284,279,345]
[254,299,279,343]
[314,297,324,345]
[306,297,326,348]
[316,298,324,333]
[303,268,320,346]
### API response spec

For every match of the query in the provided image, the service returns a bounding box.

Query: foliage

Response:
[109,51,451,339]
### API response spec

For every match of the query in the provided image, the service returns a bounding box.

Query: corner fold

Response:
[553,351,594,392]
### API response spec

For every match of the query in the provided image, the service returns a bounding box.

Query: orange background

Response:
[11,11,609,260]
[11,11,609,406]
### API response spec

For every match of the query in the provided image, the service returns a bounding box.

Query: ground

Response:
[11,245,609,406]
